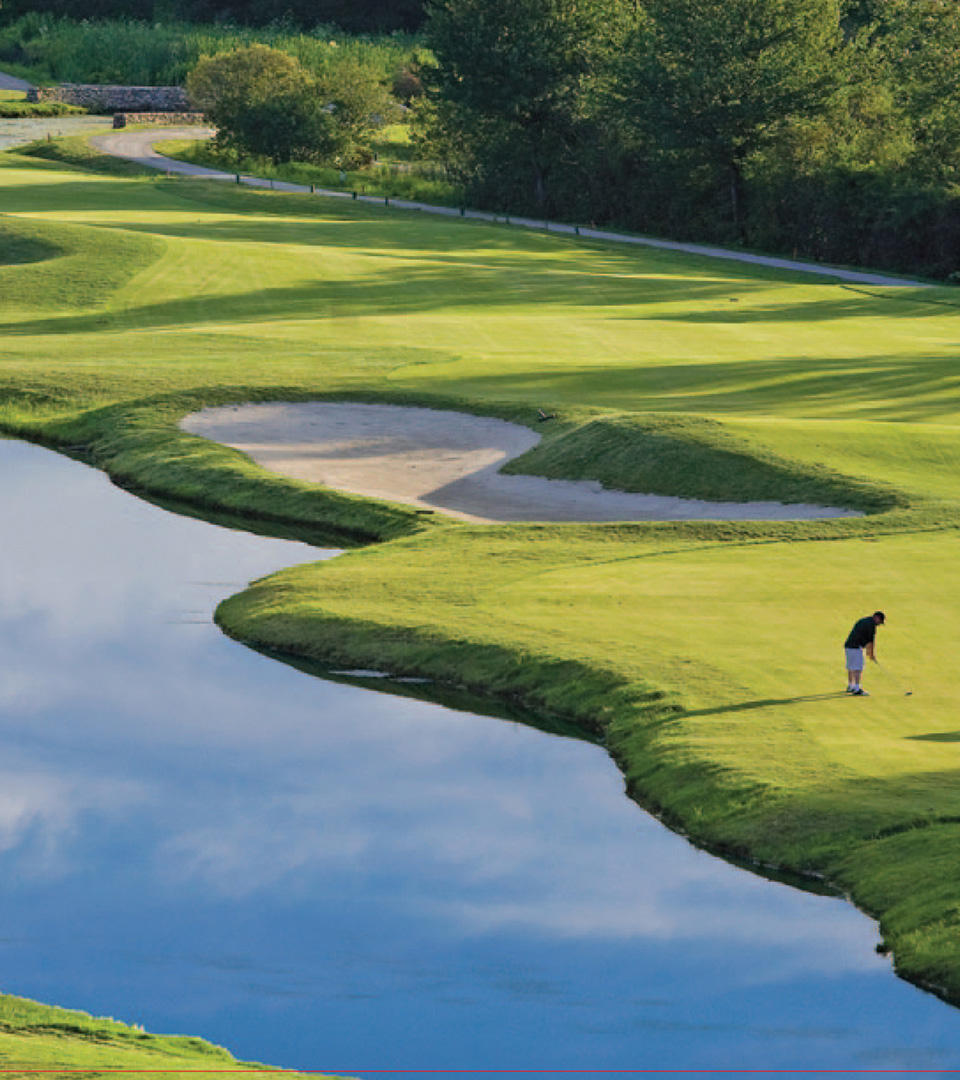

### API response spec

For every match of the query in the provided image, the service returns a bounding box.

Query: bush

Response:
[188,44,397,168]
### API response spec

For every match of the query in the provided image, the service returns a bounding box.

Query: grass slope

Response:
[156,129,461,207]
[3,135,960,1036]
[0,990,323,1077]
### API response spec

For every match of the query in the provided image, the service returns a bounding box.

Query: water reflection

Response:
[0,439,958,1078]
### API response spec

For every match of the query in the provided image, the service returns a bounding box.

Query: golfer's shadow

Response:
[679,692,848,719]
[907,731,960,743]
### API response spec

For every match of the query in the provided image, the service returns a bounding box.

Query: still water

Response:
[0,116,111,152]
[1,438,959,1078]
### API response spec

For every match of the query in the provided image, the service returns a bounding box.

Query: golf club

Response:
[874,660,913,696]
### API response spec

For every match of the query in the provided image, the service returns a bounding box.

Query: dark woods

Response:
[420,0,960,279]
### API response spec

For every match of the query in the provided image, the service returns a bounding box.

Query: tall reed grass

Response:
[0,13,419,86]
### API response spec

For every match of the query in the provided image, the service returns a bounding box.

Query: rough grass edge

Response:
[214,568,960,1016]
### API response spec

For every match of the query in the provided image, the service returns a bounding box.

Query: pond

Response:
[2,437,959,1078]
[0,115,111,152]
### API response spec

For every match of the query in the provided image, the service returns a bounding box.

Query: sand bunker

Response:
[180,403,861,523]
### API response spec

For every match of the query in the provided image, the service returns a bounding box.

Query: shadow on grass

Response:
[678,692,850,719]
[443,356,960,424]
[0,253,762,337]
[907,731,960,743]
[631,290,947,325]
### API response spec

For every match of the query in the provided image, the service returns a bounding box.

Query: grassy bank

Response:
[215,523,960,997]
[0,87,87,117]
[156,128,461,207]
[4,132,960,1039]
[0,991,318,1077]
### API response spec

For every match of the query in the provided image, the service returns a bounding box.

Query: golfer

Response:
[845,611,885,696]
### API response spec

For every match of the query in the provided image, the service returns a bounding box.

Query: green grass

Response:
[0,87,86,116]
[0,102,86,116]
[4,132,960,1042]
[0,13,420,87]
[0,97,87,117]
[156,131,462,207]
[11,132,150,177]
[0,990,327,1077]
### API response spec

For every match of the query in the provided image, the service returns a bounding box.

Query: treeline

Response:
[419,0,960,280]
[0,0,425,33]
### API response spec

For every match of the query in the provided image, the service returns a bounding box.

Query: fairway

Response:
[4,139,960,1015]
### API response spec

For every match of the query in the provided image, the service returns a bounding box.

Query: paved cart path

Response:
[94,128,928,288]
[0,71,33,92]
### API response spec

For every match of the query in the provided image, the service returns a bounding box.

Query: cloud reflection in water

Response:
[0,439,957,1075]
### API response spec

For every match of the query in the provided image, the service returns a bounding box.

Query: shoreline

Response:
[4,127,960,1063]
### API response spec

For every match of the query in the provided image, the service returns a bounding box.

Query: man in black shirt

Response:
[844,611,885,696]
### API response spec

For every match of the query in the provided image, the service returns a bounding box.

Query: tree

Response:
[423,0,635,213]
[187,44,307,160]
[856,0,960,181]
[622,0,849,238]
[187,45,395,168]
[227,95,343,165]
[0,0,427,32]
[314,56,399,166]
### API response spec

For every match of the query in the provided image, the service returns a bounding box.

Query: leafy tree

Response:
[187,44,395,168]
[423,0,635,213]
[622,0,850,238]
[314,56,399,166]
[226,95,340,165]
[0,0,427,32]
[857,0,960,181]
[187,44,306,150]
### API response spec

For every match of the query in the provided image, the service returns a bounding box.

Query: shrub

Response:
[188,44,397,168]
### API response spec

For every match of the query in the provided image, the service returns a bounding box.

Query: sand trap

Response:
[180,402,861,523]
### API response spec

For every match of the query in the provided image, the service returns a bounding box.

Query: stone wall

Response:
[27,84,191,112]
[112,112,206,128]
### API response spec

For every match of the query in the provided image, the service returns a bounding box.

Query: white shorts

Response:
[845,647,865,672]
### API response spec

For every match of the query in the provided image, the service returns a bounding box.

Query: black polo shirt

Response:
[845,616,877,649]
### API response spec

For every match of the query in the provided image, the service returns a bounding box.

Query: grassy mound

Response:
[0,218,61,265]
[12,133,154,177]
[0,991,302,1076]
[505,411,906,512]
[0,213,165,313]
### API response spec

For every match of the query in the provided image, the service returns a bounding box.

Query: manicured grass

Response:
[4,134,960,1040]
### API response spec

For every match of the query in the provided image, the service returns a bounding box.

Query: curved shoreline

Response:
[5,116,958,1054]
[181,402,863,523]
